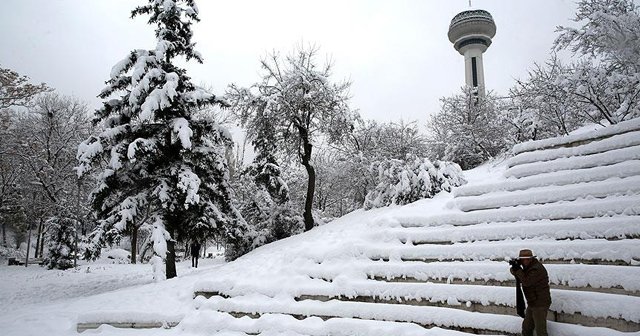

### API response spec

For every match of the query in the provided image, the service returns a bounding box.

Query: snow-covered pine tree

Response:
[44,217,77,270]
[77,0,245,279]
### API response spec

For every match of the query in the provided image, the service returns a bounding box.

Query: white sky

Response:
[0,0,578,125]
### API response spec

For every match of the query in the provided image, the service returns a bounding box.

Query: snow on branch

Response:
[172,117,193,149]
[364,157,466,209]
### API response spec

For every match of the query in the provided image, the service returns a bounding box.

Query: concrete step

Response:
[454,160,640,197]
[384,216,640,245]
[398,195,640,228]
[193,277,640,331]
[76,313,182,333]
[194,294,633,336]
[512,118,640,155]
[77,321,180,333]
[295,289,639,333]
[363,239,640,266]
[508,130,640,168]
[301,260,640,297]
[368,275,639,297]
[451,176,640,212]
[504,144,640,179]
[179,311,473,336]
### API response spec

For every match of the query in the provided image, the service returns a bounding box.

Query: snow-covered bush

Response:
[44,217,78,270]
[364,157,465,209]
[229,161,303,259]
[98,248,131,264]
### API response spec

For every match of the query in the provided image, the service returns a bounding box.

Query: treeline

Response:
[1,0,638,276]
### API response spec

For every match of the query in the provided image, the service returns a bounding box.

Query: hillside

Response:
[3,119,640,336]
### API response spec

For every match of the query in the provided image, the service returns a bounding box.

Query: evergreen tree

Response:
[44,217,77,270]
[77,0,245,279]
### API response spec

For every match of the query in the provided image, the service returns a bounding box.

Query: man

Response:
[190,240,201,268]
[510,249,552,336]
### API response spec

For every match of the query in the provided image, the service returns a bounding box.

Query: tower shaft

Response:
[464,49,485,94]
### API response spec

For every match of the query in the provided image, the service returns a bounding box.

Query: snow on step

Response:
[179,311,475,336]
[76,311,183,332]
[363,239,640,265]
[512,118,640,155]
[381,216,640,244]
[195,278,640,324]
[194,294,635,336]
[504,144,640,179]
[454,160,640,197]
[451,175,640,212]
[300,260,640,294]
[398,195,640,228]
[507,130,640,168]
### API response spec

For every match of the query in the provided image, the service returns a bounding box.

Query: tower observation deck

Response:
[448,9,496,96]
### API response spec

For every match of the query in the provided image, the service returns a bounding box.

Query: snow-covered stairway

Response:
[76,120,640,335]
[183,121,640,336]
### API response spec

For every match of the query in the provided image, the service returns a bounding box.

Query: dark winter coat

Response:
[513,258,552,307]
[190,242,201,257]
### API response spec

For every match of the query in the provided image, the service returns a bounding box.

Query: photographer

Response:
[510,249,552,336]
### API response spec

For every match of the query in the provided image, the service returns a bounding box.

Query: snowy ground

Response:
[0,258,225,336]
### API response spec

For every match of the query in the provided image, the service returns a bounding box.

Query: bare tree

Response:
[0,67,51,110]
[554,0,640,124]
[227,45,354,231]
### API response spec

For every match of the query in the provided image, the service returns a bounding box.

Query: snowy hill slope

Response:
[78,119,640,335]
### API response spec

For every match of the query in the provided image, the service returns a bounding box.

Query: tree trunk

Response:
[37,220,45,259]
[34,221,41,258]
[165,239,177,279]
[38,216,48,258]
[25,221,33,267]
[1,221,6,246]
[301,140,315,231]
[130,225,138,264]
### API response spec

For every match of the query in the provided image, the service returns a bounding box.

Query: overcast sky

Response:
[1,0,578,125]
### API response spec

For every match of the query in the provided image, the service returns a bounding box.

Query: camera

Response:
[508,258,520,267]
